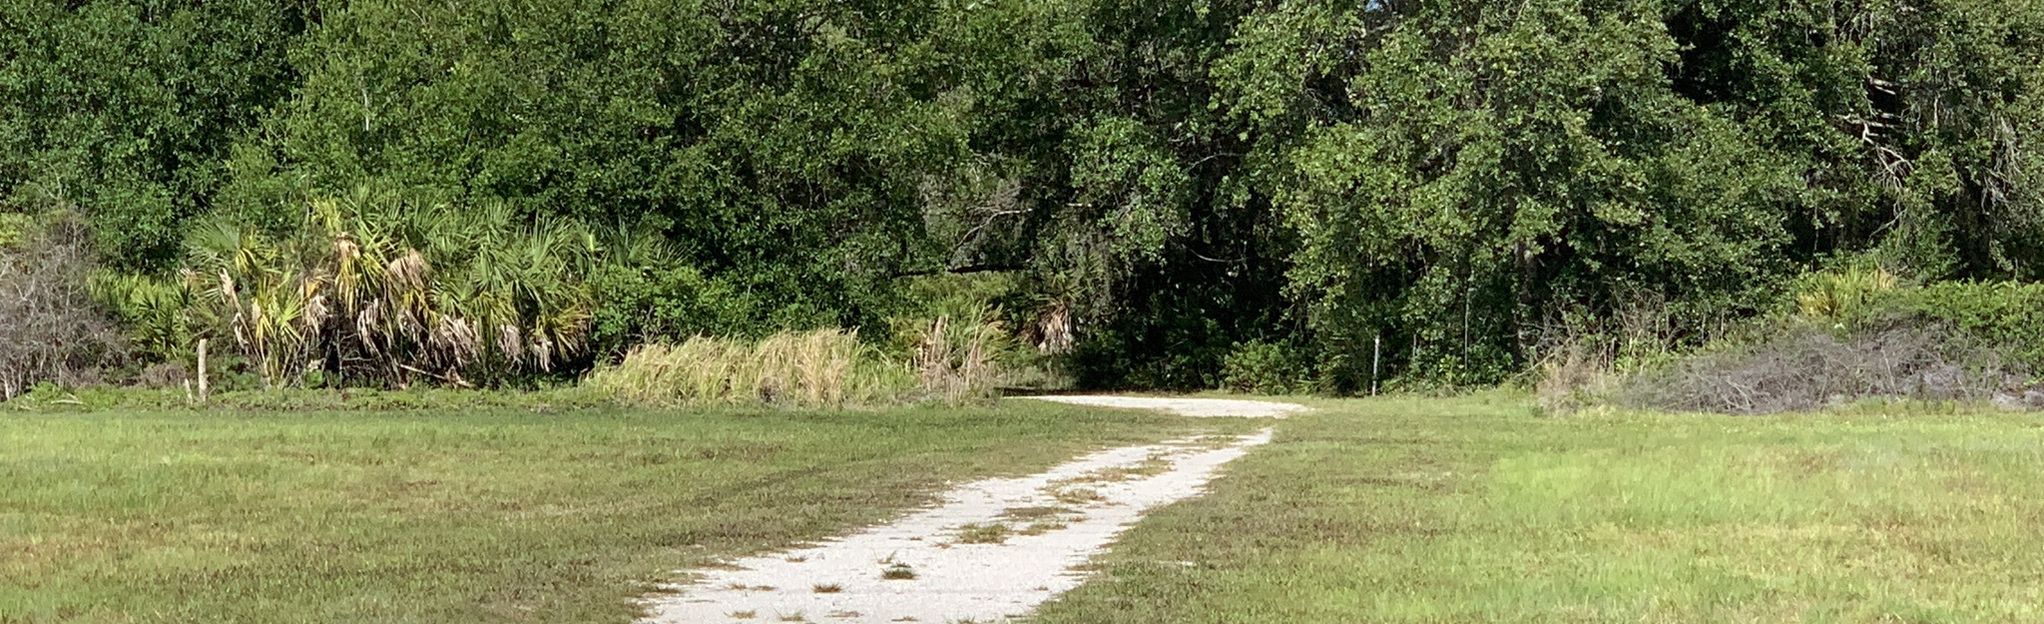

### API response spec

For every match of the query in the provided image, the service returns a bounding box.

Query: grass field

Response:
[11,394,2044,623]
[1032,393,2044,623]
[0,402,1240,623]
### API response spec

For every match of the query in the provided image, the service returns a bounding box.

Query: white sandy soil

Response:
[1026,395,1309,418]
[638,397,1299,624]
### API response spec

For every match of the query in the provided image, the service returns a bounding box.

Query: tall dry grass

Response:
[903,313,1006,403]
[588,329,914,408]
[1529,298,1689,414]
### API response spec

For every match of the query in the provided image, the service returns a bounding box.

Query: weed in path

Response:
[955,523,1011,544]
[881,563,918,580]
[1051,487,1105,505]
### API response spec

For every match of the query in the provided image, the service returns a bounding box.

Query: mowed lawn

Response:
[11,395,2044,624]
[0,402,1237,624]
[1034,393,2044,623]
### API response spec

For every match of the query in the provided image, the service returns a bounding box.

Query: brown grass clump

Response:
[902,308,1006,404]
[588,330,915,408]
[1533,337,1620,415]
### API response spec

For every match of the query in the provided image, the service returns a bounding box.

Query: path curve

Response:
[638,397,1300,624]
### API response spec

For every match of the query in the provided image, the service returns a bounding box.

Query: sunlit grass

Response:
[0,402,1237,623]
[1034,392,2044,623]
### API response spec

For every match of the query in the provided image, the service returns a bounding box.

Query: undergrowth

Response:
[1542,266,2043,415]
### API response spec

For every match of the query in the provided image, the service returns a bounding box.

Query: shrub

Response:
[180,189,607,388]
[1220,340,1312,394]
[1533,338,1617,415]
[0,216,124,399]
[1618,322,2019,414]
[1859,281,2044,372]
[91,272,195,364]
[1786,271,2044,373]
[1792,265,1900,320]
[1527,300,1691,413]
[584,229,792,358]
[588,330,914,408]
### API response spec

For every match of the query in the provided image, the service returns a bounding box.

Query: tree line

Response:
[3,0,2041,391]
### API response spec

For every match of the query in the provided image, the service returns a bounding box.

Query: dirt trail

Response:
[1026,395,1309,418]
[638,397,1300,624]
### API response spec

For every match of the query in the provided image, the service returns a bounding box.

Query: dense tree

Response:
[0,0,309,268]
[4,0,2043,389]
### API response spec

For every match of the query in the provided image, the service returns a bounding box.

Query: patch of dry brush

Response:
[1618,323,2021,414]
[0,217,123,399]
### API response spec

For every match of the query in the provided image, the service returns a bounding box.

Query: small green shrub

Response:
[1870,282,2044,372]
[1792,266,1900,321]
[1220,340,1312,394]
[586,237,767,357]
[91,272,195,364]
[0,212,29,248]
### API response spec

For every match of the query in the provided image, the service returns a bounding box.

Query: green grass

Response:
[1032,392,2044,623]
[0,401,1240,623]
[17,392,2044,623]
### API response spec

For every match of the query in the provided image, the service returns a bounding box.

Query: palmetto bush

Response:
[184,187,606,388]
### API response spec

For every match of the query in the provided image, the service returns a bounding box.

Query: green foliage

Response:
[1220,340,1314,394]
[90,272,194,364]
[1792,265,1902,321]
[0,212,27,248]
[179,187,616,388]
[1832,280,2044,372]
[0,0,308,269]
[10,0,2044,393]
[588,262,762,358]
[221,0,1002,330]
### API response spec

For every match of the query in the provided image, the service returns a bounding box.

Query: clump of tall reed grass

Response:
[899,310,1008,404]
[588,329,916,408]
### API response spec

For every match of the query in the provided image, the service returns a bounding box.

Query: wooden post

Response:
[1371,333,1382,396]
[196,338,210,405]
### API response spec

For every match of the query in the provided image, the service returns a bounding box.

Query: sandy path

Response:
[639,397,1298,624]
[1026,395,1310,418]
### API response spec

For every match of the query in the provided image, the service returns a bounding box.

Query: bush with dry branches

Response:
[0,216,123,399]
[1618,321,2021,415]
